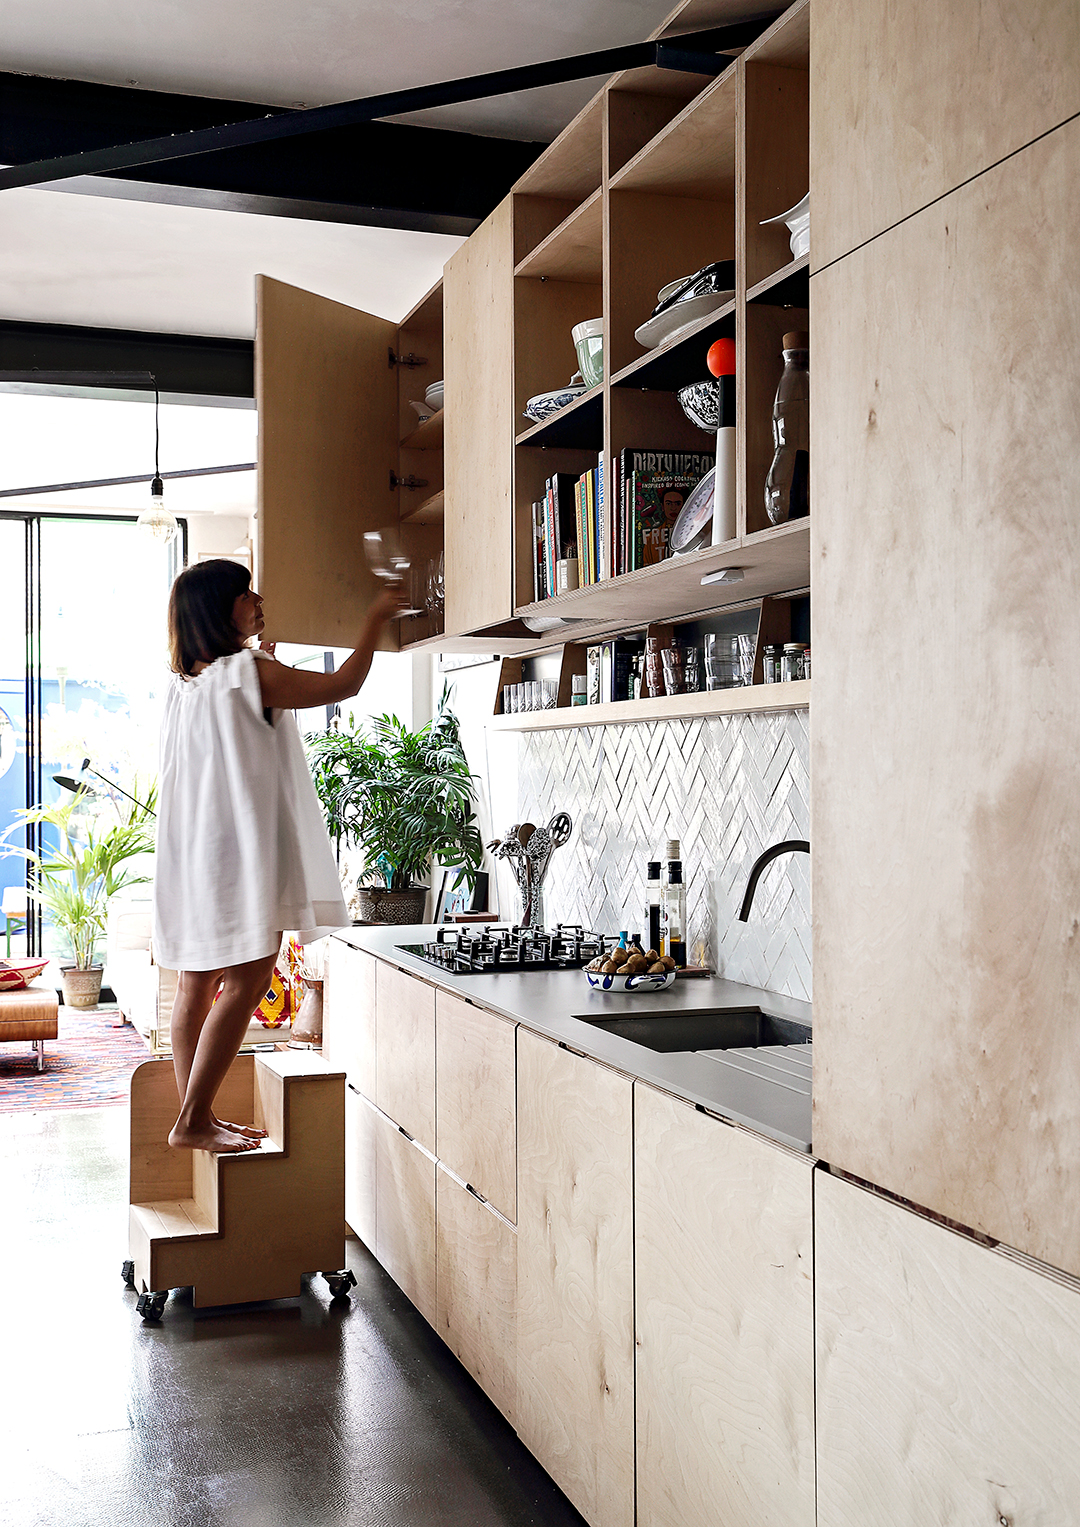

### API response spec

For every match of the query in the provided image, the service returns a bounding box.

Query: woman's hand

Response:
[368,586,409,624]
[259,640,277,658]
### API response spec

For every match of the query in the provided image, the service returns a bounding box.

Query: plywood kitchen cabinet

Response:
[812,112,1080,1276]
[434,990,517,1222]
[374,1105,437,1327]
[255,273,444,651]
[344,1084,377,1251]
[815,1168,1080,1523]
[634,1083,815,1527]
[812,0,1080,269]
[374,961,435,1154]
[515,1030,634,1527]
[323,939,376,1101]
[436,1165,517,1424]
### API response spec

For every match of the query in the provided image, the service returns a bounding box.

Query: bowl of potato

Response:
[584,943,677,993]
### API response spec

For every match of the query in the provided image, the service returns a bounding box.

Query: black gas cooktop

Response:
[399,924,612,975]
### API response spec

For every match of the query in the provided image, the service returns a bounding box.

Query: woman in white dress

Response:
[153,559,399,1153]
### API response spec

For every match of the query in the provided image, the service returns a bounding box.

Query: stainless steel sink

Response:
[577,1006,811,1054]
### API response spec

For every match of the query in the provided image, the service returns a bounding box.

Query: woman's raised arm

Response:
[253,588,404,711]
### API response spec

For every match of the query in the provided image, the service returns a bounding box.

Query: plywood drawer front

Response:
[516,1030,635,1527]
[324,939,376,1098]
[375,962,435,1152]
[374,1107,436,1327]
[634,1083,815,1527]
[344,1085,377,1253]
[815,1169,1080,1524]
[436,1166,517,1425]
[435,991,516,1222]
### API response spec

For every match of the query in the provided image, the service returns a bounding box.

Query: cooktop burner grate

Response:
[398,924,614,975]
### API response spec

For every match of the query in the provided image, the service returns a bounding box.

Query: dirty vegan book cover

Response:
[619,449,714,573]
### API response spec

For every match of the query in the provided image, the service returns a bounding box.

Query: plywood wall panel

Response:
[816,1169,1080,1523]
[811,118,1080,1275]
[812,0,1080,269]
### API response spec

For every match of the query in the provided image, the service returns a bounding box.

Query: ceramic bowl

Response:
[571,317,604,389]
[0,957,49,992]
[424,381,445,411]
[523,383,587,423]
[409,399,434,423]
[677,380,720,431]
[584,968,676,994]
[760,192,809,259]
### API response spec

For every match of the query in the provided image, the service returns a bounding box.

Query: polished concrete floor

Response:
[0,1106,587,1527]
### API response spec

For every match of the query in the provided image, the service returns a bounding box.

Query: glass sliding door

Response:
[1,512,181,960]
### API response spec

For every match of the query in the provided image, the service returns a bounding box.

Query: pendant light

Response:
[137,386,179,544]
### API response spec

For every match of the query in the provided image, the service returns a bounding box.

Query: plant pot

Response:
[355,887,429,925]
[61,964,104,1008]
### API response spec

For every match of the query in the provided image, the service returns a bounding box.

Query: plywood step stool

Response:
[126,1050,353,1319]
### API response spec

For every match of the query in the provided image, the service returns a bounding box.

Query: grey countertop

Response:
[335,925,814,1155]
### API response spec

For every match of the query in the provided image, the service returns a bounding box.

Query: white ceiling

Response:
[3,0,680,138]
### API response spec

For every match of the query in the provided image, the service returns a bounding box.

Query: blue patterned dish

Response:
[584,969,676,994]
[524,384,587,423]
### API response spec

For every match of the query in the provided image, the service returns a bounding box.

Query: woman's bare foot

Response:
[211,1113,268,1140]
[168,1118,262,1153]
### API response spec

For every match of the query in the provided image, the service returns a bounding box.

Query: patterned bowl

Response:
[677,380,720,431]
[524,384,587,423]
[584,968,676,994]
[0,957,50,992]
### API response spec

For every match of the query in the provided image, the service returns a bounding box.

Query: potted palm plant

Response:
[2,787,156,1007]
[306,690,483,925]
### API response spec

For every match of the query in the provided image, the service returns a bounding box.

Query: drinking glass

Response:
[512,683,525,712]
[541,679,558,709]
[704,634,736,689]
[682,645,701,693]
[525,681,542,711]
[735,634,755,686]
[661,647,686,696]
[363,526,422,616]
[503,685,514,715]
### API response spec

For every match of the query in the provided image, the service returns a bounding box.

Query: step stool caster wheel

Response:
[121,1260,136,1289]
[136,1290,168,1322]
[323,1269,357,1301]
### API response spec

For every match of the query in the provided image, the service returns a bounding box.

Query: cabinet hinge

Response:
[388,348,429,369]
[390,471,429,492]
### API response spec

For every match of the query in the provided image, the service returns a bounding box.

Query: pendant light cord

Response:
[151,381,163,497]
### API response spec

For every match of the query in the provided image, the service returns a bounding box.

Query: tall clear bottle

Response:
[764,330,809,525]
[647,860,663,954]
[661,862,686,968]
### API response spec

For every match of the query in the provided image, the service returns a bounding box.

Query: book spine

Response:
[596,452,607,581]
[532,500,544,600]
[574,478,586,589]
[586,470,597,585]
[545,478,557,597]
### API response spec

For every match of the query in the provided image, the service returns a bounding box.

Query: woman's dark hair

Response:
[168,559,253,676]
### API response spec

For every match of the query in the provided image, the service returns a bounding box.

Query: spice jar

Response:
[763,644,782,684]
[781,642,807,682]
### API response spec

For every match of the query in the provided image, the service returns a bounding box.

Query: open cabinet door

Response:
[256,275,399,649]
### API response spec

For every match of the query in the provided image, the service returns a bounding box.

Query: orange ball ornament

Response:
[707,337,736,377]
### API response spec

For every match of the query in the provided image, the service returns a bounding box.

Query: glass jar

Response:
[763,644,782,684]
[781,643,807,682]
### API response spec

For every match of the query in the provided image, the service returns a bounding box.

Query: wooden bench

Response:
[0,981,59,1071]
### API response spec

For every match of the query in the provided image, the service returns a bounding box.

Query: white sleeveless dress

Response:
[152,648,348,970]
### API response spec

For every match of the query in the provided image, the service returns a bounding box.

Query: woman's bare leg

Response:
[170,968,267,1142]
[169,949,280,1152]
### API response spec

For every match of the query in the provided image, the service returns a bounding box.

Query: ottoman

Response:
[0,981,59,1071]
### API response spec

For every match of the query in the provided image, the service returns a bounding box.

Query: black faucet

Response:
[738,840,810,922]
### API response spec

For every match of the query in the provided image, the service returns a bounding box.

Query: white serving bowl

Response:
[760,192,809,259]
[523,383,587,424]
[634,291,735,351]
[584,968,676,994]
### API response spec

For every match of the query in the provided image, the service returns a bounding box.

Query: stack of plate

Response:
[424,380,444,413]
[635,261,736,351]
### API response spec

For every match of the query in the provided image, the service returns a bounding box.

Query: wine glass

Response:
[363,527,422,617]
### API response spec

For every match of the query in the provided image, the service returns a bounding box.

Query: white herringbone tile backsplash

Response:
[496,712,810,1001]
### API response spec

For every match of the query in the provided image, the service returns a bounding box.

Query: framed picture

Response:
[436,868,490,922]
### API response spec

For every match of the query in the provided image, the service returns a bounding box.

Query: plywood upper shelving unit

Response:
[490,679,810,731]
[608,65,738,198]
[515,190,603,282]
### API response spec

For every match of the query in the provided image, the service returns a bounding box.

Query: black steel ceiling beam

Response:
[0,321,254,400]
[0,73,542,232]
[0,462,255,500]
[0,15,780,193]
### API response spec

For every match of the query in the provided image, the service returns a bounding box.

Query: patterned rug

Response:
[0,1002,150,1111]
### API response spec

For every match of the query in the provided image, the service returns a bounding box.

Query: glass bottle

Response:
[647,861,662,953]
[661,860,686,968]
[764,331,809,525]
